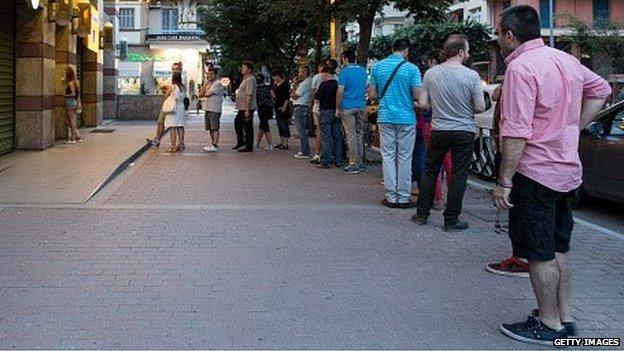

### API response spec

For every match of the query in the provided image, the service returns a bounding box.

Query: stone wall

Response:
[117,95,165,120]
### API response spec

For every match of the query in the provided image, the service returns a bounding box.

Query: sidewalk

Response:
[0,121,155,204]
[0,105,622,349]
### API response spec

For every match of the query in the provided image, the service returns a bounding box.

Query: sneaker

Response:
[66,140,77,144]
[238,148,253,153]
[500,316,567,346]
[310,155,320,164]
[294,152,310,159]
[410,213,428,225]
[382,198,397,208]
[315,164,331,169]
[530,310,576,336]
[444,219,469,231]
[486,255,530,278]
[232,144,243,150]
[397,200,417,209]
[203,145,218,153]
[343,165,361,174]
[266,145,274,151]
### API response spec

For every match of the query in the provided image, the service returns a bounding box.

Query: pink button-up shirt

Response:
[501,39,612,192]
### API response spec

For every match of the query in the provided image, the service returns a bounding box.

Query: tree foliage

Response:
[563,16,624,76]
[369,20,493,65]
[198,0,319,80]
[334,0,453,64]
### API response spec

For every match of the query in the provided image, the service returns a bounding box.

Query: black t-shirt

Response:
[315,79,338,111]
[273,81,290,110]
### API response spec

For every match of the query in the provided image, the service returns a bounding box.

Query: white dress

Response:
[164,84,186,128]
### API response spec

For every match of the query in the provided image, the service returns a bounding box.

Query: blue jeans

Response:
[320,110,345,167]
[294,105,311,155]
[379,123,416,204]
[412,128,426,183]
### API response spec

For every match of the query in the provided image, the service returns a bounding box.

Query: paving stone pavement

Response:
[1,104,623,349]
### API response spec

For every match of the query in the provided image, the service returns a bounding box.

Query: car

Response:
[470,97,624,208]
[575,100,624,208]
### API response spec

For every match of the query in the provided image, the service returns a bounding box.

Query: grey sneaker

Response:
[294,152,310,159]
[343,165,361,174]
[444,219,469,231]
[500,316,567,346]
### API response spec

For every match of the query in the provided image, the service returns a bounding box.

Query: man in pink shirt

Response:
[492,5,611,346]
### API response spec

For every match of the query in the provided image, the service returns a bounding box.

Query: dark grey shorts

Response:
[508,173,574,261]
[204,111,221,131]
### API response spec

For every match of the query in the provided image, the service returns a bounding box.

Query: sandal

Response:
[166,147,177,153]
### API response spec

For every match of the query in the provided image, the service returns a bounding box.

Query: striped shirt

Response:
[370,54,421,125]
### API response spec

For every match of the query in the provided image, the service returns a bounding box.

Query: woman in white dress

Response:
[164,72,186,152]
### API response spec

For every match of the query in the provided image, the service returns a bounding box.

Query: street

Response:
[0,102,623,349]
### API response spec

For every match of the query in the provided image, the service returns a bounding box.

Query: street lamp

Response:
[329,0,340,59]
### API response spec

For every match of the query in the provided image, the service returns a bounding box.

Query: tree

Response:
[198,0,319,79]
[334,0,453,65]
[564,16,624,77]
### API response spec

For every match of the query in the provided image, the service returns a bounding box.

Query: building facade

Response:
[449,0,490,24]
[0,0,116,155]
[488,0,624,32]
[345,5,415,43]
[114,0,209,96]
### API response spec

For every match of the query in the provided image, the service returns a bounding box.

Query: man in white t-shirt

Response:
[199,66,224,152]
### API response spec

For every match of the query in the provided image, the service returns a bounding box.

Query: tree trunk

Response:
[356,14,375,66]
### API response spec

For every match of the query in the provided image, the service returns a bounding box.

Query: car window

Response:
[609,110,624,136]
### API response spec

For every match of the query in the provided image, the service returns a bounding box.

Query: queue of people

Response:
[145,5,613,346]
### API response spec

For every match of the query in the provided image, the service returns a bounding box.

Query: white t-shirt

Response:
[202,80,224,113]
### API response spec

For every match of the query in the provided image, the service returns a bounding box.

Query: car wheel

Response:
[570,187,585,209]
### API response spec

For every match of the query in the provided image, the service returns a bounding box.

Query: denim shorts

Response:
[65,98,78,110]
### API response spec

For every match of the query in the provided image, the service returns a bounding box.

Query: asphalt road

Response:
[468,174,624,237]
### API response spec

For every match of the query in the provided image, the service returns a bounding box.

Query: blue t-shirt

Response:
[369,54,422,125]
[338,64,367,110]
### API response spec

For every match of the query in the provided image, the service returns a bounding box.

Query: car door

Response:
[580,105,624,202]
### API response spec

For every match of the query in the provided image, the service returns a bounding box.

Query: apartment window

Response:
[119,8,135,30]
[468,7,482,22]
[162,8,179,31]
[593,0,610,26]
[539,0,555,28]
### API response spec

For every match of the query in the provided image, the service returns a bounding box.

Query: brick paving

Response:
[0,104,623,349]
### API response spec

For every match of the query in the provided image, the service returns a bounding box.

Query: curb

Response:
[85,141,153,202]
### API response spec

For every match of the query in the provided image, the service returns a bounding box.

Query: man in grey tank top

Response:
[412,34,486,231]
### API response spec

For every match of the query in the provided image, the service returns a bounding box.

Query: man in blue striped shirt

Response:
[369,39,422,208]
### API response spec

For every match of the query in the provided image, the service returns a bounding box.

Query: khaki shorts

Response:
[204,111,221,131]
[312,101,320,127]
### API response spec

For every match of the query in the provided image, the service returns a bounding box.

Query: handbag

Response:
[161,95,176,114]
[75,97,83,115]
